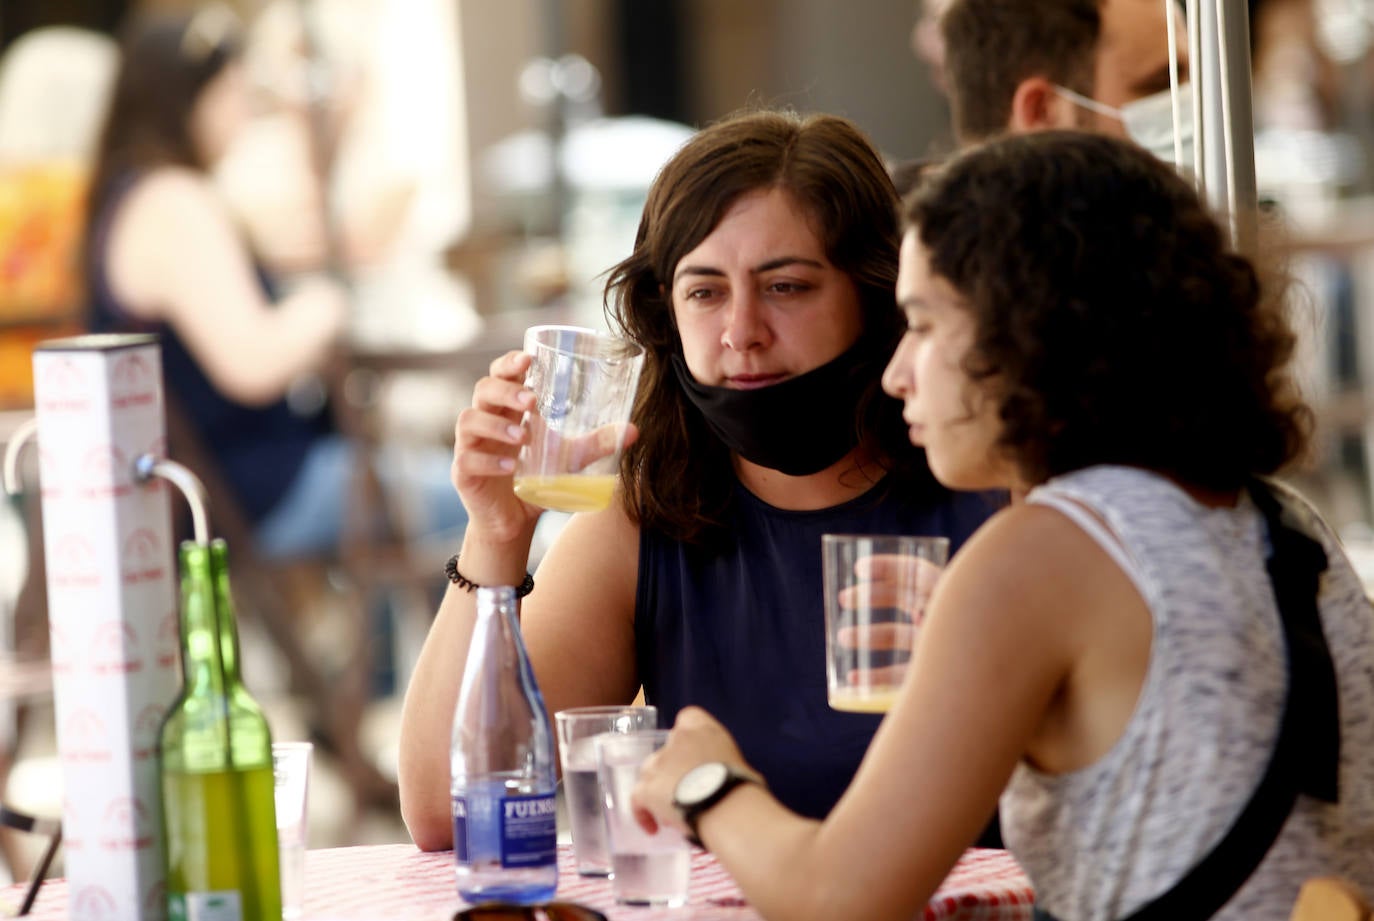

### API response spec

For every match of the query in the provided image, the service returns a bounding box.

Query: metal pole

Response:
[292,0,349,285]
[1189,0,1206,198]
[542,0,569,241]
[1197,0,1259,256]
[1166,0,1186,169]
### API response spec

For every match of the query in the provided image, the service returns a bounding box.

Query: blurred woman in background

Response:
[84,5,462,558]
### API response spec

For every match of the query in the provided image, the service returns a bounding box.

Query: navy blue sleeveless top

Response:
[86,173,332,524]
[636,476,999,819]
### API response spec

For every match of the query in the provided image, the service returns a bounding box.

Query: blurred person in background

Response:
[911,0,954,96]
[84,5,465,560]
[398,108,1002,851]
[216,0,484,521]
[938,0,1188,153]
[891,1,1192,203]
[1249,0,1342,134]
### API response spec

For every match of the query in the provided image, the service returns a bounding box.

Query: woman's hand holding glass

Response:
[453,350,641,542]
[452,350,549,544]
[630,706,751,838]
[511,325,645,512]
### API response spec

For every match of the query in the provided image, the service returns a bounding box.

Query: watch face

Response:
[676,762,730,807]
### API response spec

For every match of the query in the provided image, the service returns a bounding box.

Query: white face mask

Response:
[1054,84,1194,169]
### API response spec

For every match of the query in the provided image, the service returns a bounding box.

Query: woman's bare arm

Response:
[397,503,641,850]
[635,502,1151,921]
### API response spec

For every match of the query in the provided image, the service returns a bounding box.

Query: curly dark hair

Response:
[942,0,1102,142]
[605,108,939,546]
[904,130,1311,492]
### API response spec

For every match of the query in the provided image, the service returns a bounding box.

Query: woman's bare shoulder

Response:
[107,166,251,316]
[121,166,227,225]
[959,501,1101,562]
[936,501,1131,633]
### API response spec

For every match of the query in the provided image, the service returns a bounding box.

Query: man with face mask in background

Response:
[936,0,1190,161]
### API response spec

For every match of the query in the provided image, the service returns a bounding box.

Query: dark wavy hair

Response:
[942,0,1102,142]
[86,7,243,250]
[905,131,1311,491]
[605,109,938,546]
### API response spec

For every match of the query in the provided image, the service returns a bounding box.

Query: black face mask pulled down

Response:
[670,340,881,477]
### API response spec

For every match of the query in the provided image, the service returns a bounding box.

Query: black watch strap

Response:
[676,765,762,848]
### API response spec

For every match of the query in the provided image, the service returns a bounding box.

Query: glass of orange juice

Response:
[512,325,645,513]
[823,534,948,713]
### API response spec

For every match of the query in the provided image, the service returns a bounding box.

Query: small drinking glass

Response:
[554,705,658,876]
[512,325,645,513]
[272,741,312,921]
[823,534,948,713]
[595,730,691,907]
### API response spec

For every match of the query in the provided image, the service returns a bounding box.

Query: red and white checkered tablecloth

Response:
[7,843,1033,920]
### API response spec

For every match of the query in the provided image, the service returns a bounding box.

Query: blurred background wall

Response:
[452,0,952,231]
[1,0,951,231]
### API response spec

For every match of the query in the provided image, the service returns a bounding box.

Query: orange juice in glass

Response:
[513,325,644,513]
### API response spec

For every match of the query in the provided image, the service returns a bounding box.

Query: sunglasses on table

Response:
[0,805,62,917]
[453,902,609,921]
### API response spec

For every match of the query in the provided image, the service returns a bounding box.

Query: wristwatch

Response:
[672,761,764,847]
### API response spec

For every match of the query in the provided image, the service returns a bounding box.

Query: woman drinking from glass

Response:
[398,109,1000,850]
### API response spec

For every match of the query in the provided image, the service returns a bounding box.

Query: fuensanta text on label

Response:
[504,797,556,819]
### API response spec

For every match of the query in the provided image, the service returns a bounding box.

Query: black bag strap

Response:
[1034,479,1339,921]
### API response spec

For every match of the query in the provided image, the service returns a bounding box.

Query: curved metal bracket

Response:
[3,422,212,544]
[133,454,212,546]
[2,417,39,497]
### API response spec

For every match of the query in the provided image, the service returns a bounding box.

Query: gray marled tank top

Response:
[1005,466,1374,921]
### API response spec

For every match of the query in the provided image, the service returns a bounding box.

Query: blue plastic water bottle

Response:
[451,586,558,903]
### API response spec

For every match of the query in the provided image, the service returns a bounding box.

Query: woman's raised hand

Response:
[451,350,544,543]
[632,706,752,837]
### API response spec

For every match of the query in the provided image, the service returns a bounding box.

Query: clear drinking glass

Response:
[823,534,948,713]
[272,741,313,921]
[554,705,658,876]
[595,730,691,907]
[512,325,645,513]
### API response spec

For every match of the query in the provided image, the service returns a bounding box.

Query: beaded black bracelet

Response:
[445,553,535,598]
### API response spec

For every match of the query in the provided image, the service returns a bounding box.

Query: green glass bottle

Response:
[159,539,282,921]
